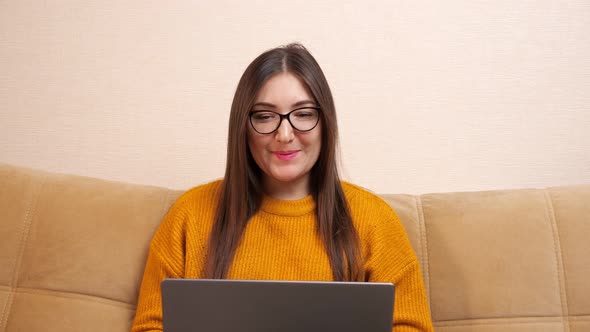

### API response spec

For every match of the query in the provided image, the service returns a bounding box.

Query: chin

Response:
[271,175,301,184]
[268,170,305,185]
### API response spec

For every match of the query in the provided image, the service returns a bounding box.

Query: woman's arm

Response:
[131,247,182,332]
[388,260,433,332]
[364,206,434,332]
[131,196,190,332]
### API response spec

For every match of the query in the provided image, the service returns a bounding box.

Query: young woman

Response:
[132,43,434,331]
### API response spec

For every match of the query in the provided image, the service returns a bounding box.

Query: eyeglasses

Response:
[249,106,321,134]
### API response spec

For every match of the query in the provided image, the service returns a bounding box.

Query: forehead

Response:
[255,72,314,105]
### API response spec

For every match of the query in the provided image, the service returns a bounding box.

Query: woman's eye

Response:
[253,112,276,121]
[294,112,313,118]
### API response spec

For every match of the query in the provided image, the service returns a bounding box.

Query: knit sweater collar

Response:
[260,194,316,217]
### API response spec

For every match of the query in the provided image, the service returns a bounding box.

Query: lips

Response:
[273,150,300,161]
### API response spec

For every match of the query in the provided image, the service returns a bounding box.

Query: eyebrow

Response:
[252,100,316,109]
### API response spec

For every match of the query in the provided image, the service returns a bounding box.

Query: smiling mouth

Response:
[273,150,300,160]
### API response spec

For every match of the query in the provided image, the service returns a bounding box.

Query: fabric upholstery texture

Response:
[0,163,588,331]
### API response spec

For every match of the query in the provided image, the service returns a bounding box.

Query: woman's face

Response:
[247,72,322,197]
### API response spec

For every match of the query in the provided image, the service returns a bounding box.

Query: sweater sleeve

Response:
[388,261,434,332]
[131,197,189,332]
[364,207,434,332]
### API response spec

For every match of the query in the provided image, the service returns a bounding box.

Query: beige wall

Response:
[1,1,589,194]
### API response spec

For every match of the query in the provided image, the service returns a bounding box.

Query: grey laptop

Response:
[161,278,395,332]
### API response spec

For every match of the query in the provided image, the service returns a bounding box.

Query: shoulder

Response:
[341,181,398,222]
[340,181,407,242]
[151,179,223,248]
[170,179,224,214]
[342,182,417,271]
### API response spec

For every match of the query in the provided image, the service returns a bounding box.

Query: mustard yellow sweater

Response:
[132,180,433,331]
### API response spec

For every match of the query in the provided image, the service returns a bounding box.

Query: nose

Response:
[275,117,295,143]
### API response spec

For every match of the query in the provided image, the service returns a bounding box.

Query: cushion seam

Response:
[414,195,431,304]
[434,315,575,327]
[545,189,570,332]
[0,173,45,331]
[11,287,136,310]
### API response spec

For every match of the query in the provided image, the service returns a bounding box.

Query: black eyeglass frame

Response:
[249,106,321,134]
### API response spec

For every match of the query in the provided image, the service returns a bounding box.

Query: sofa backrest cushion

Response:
[1,164,180,332]
[384,186,590,332]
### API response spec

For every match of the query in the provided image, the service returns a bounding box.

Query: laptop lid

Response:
[161,279,395,332]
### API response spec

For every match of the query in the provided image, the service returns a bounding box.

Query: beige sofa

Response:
[1,163,588,331]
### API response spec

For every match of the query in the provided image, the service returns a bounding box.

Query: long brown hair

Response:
[203,43,362,281]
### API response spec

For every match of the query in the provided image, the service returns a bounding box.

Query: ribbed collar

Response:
[260,194,316,217]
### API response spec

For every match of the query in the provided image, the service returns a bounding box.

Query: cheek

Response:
[302,131,322,158]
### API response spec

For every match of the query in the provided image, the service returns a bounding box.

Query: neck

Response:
[263,175,311,200]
